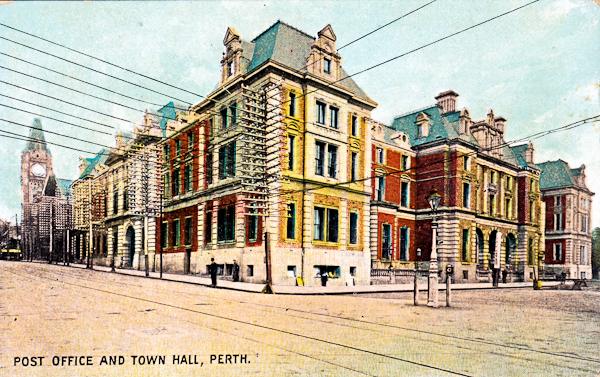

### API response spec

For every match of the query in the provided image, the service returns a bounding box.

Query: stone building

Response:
[159,21,376,286]
[71,112,162,269]
[387,91,545,283]
[538,160,594,279]
[21,118,73,261]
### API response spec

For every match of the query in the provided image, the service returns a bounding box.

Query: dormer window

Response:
[323,58,331,74]
[416,113,430,138]
[227,61,234,77]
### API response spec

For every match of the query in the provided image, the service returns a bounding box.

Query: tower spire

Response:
[24,118,51,155]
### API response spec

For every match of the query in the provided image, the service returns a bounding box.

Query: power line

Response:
[0,129,101,155]
[0,35,194,105]
[0,102,113,136]
[0,51,189,111]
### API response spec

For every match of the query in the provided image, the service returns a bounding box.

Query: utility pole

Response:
[49,204,53,264]
[87,179,93,269]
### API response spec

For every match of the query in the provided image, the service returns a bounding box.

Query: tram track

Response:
[4,261,600,376]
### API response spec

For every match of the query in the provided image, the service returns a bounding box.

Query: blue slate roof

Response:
[243,21,371,101]
[79,148,109,179]
[390,105,467,147]
[537,160,579,189]
[57,178,73,197]
[508,143,540,170]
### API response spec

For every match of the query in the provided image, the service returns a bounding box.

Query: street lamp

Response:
[427,188,441,308]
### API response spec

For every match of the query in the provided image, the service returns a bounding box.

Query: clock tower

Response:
[21,118,53,206]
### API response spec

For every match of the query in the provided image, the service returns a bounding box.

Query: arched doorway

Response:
[476,228,484,267]
[489,230,497,268]
[126,226,135,268]
[506,233,516,265]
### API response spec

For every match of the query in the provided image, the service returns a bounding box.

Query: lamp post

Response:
[427,188,442,308]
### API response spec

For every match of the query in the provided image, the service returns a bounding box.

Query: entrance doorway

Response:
[126,226,135,268]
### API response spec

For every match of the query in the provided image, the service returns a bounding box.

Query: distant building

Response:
[21,119,73,261]
[538,160,594,279]
[385,91,545,283]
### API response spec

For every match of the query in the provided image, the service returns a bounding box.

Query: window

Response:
[316,101,326,124]
[376,147,384,164]
[173,168,180,196]
[248,215,257,242]
[288,135,295,171]
[463,183,470,208]
[555,213,562,231]
[184,217,192,246]
[553,243,562,261]
[217,205,235,242]
[505,176,512,191]
[401,182,409,207]
[188,132,194,152]
[206,152,213,184]
[327,144,338,178]
[173,219,180,248]
[351,152,358,182]
[376,176,385,201]
[113,186,118,214]
[218,142,236,179]
[351,115,358,136]
[165,172,171,198]
[582,215,589,233]
[489,194,495,216]
[164,145,170,163]
[314,207,325,241]
[505,199,511,219]
[161,222,168,249]
[220,107,228,129]
[184,164,191,192]
[350,266,357,277]
[400,227,409,261]
[289,92,296,117]
[463,156,470,170]
[315,141,325,176]
[176,139,182,156]
[286,203,295,239]
[247,265,254,277]
[323,58,331,74]
[329,106,339,129]
[315,141,337,178]
[382,224,391,259]
[580,245,587,264]
[327,208,338,242]
[349,212,358,245]
[555,196,561,207]
[417,123,424,138]
[205,210,212,244]
[461,229,469,262]
[313,207,339,243]
[402,155,409,171]
[227,61,234,77]
[287,266,296,278]
[229,103,237,126]
[490,171,496,183]
[123,188,128,211]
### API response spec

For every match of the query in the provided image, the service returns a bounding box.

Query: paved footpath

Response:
[55,261,561,294]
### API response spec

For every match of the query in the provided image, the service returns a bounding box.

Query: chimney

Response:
[435,90,459,115]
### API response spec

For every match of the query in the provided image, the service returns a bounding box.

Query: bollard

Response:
[414,271,420,306]
[446,274,452,307]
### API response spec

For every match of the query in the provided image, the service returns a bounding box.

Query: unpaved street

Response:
[1,261,599,377]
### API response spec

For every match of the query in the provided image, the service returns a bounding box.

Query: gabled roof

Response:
[79,148,109,179]
[24,118,51,155]
[537,160,580,189]
[391,105,467,147]
[243,21,371,101]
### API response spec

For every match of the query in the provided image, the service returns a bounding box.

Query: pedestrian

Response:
[232,259,240,282]
[320,270,328,287]
[210,258,218,288]
[502,269,508,284]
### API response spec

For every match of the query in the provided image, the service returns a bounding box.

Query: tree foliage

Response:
[592,227,600,279]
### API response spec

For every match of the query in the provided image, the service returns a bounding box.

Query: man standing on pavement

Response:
[232,259,240,282]
[210,258,218,288]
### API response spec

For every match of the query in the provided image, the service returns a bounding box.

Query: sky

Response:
[0,0,598,224]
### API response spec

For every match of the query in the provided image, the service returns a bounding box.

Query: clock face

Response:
[31,163,46,178]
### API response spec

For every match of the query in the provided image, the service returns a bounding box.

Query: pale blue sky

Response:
[0,0,598,224]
